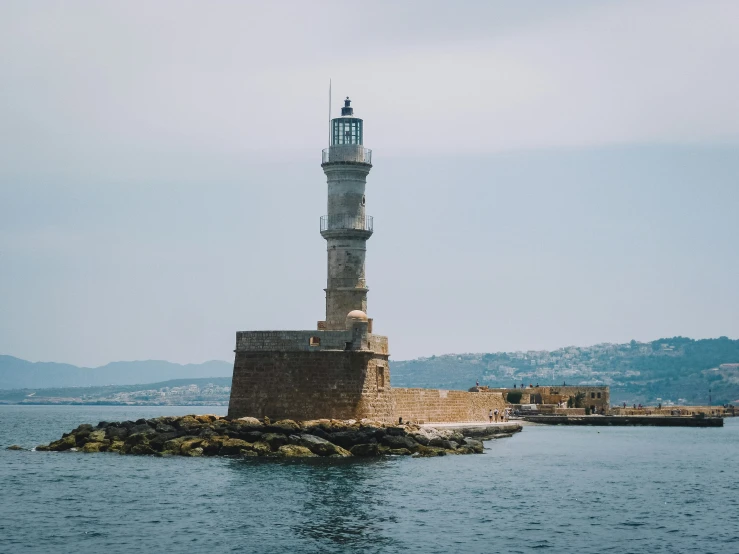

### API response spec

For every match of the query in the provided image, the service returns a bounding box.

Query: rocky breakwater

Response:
[34,415,521,458]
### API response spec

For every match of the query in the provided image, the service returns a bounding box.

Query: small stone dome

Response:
[346,310,368,322]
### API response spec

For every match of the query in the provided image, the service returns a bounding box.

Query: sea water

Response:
[1,405,737,553]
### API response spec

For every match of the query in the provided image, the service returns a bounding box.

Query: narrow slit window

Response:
[377,366,385,389]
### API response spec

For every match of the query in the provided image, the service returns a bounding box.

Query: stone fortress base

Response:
[228,312,506,424]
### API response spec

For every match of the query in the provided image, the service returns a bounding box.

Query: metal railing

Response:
[322,145,372,165]
[320,214,373,233]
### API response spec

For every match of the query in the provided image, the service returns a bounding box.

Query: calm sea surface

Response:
[1,405,737,554]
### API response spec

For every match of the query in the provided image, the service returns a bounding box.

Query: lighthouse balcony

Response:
[322,145,372,165]
[320,214,373,234]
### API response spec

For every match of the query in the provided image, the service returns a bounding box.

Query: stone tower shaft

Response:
[320,97,373,330]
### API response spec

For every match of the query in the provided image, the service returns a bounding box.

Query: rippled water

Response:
[1,405,738,553]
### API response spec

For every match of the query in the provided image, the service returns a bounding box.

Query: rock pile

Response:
[34,415,520,458]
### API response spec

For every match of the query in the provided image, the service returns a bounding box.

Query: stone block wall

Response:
[228,349,393,422]
[236,330,353,352]
[392,388,506,424]
[553,407,586,416]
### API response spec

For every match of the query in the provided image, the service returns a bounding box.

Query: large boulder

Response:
[74,423,94,434]
[199,437,226,456]
[236,417,262,426]
[198,427,216,438]
[412,446,448,457]
[179,438,204,455]
[461,438,484,453]
[47,435,76,452]
[155,423,176,434]
[148,432,179,451]
[385,426,407,437]
[130,443,156,455]
[218,438,252,456]
[410,433,430,446]
[88,430,106,442]
[381,435,418,451]
[81,442,105,453]
[163,437,190,452]
[448,432,465,444]
[106,426,129,441]
[125,433,152,448]
[6,445,27,451]
[262,433,289,450]
[292,434,351,457]
[186,447,204,457]
[349,443,380,457]
[243,441,271,456]
[428,438,458,450]
[128,423,155,435]
[267,420,301,434]
[328,430,378,448]
[276,445,317,458]
[175,416,203,431]
[108,441,125,453]
[226,423,264,441]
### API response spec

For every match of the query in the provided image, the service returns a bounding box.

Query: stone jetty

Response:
[522,415,723,427]
[34,415,522,458]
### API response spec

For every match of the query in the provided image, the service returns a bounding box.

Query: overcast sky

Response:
[1,0,737,367]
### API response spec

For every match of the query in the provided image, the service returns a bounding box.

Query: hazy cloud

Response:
[1,1,737,366]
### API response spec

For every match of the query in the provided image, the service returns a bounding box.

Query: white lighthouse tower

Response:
[320,97,373,330]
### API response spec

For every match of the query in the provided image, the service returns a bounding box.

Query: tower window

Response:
[309,337,321,347]
[361,195,366,206]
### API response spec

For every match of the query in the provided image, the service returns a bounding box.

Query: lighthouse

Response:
[226,94,508,424]
[320,97,373,330]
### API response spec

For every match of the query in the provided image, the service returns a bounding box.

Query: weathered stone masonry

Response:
[229,324,394,421]
[393,388,506,424]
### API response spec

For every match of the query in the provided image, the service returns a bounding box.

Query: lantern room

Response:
[331,97,363,146]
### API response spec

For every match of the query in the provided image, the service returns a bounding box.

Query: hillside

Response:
[0,356,232,389]
[390,337,739,405]
[0,377,232,406]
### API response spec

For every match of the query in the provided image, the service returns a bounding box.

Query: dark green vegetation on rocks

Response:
[34,415,520,458]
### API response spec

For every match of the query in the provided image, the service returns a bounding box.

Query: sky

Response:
[1,0,738,367]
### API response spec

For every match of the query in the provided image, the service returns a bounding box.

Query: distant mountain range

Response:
[0,356,232,389]
[3,336,739,405]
